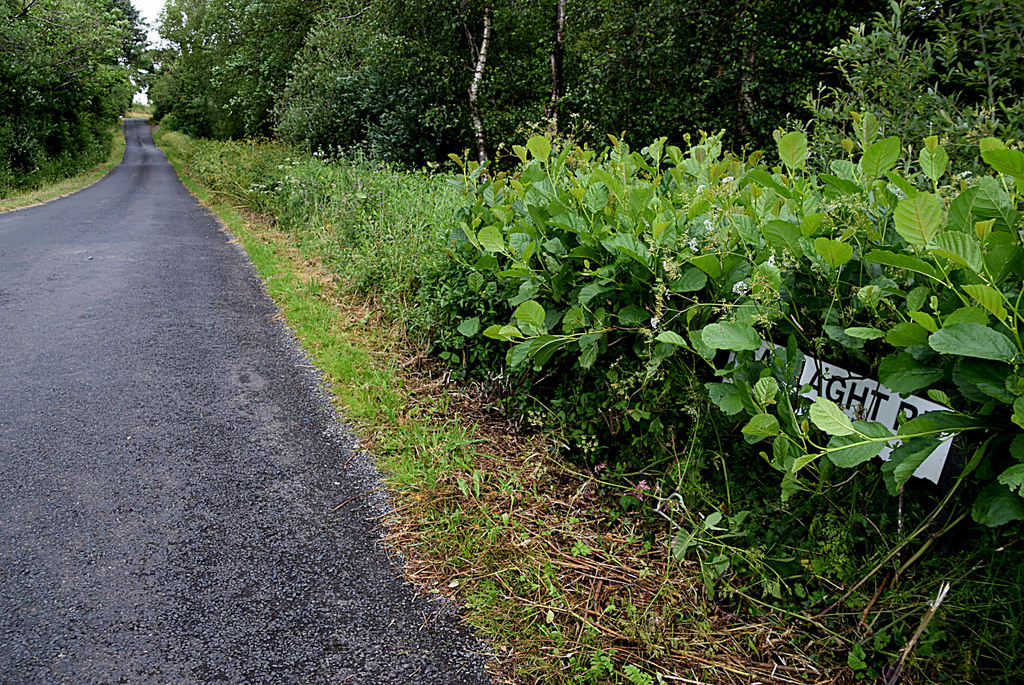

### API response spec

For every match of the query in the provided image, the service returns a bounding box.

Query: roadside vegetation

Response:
[0,124,125,214]
[153,0,1024,681]
[0,0,146,198]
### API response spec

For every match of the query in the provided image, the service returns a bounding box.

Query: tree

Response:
[0,0,136,193]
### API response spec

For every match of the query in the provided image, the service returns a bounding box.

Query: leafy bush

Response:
[452,121,1024,528]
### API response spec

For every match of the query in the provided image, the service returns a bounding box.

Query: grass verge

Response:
[158,136,855,685]
[0,124,126,214]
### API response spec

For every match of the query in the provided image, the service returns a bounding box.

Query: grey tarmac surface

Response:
[0,119,490,684]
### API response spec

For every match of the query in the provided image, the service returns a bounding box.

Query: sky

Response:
[132,1,165,103]
[133,0,165,41]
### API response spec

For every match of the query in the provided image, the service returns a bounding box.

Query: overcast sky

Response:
[133,0,164,43]
[133,0,164,24]
[132,1,165,102]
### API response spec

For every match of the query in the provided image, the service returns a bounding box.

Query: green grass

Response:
[0,125,126,213]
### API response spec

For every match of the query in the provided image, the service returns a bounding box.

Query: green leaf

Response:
[898,410,976,438]
[906,286,929,312]
[813,238,854,268]
[655,330,689,347]
[983,148,1024,189]
[483,324,522,340]
[742,413,780,439]
[880,352,942,395]
[973,482,1024,527]
[707,383,745,416]
[825,324,865,350]
[583,183,609,213]
[562,306,586,332]
[457,317,481,337]
[467,272,485,292]
[878,353,943,394]
[526,135,551,163]
[919,144,948,184]
[931,232,983,273]
[578,281,610,306]
[947,186,980,232]
[617,305,649,326]
[894,192,943,247]
[820,173,862,195]
[513,300,546,332]
[864,250,939,279]
[853,112,879,150]
[701,322,761,352]
[882,438,942,495]
[669,267,707,292]
[929,324,1016,362]
[578,333,602,369]
[861,136,900,180]
[845,326,885,340]
[885,170,919,199]
[743,168,792,198]
[542,237,566,255]
[980,137,1006,153]
[945,306,989,326]
[886,322,929,347]
[908,311,938,333]
[763,220,803,254]
[956,359,1014,403]
[477,225,505,253]
[507,340,533,367]
[777,131,807,171]
[998,464,1024,494]
[602,233,649,267]
[974,176,1017,229]
[690,254,722,279]
[529,334,567,366]
[809,397,855,436]
[754,377,778,405]
[848,645,868,671]
[827,421,892,468]
[591,168,622,200]
[961,284,1008,321]
[858,285,882,307]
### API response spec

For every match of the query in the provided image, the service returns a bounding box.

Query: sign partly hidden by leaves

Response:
[453,121,1024,527]
[733,344,954,486]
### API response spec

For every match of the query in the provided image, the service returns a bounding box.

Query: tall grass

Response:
[156,131,460,325]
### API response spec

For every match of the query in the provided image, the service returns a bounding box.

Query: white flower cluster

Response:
[732,280,750,296]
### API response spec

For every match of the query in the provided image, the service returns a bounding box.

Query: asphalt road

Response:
[0,119,489,684]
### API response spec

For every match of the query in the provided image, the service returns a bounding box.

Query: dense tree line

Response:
[0,0,144,193]
[151,0,1024,166]
[152,0,892,164]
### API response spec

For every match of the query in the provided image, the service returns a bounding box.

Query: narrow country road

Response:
[0,119,489,684]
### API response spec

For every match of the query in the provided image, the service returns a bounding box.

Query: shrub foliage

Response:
[450,121,1024,528]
